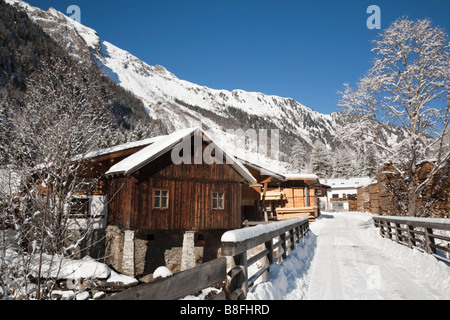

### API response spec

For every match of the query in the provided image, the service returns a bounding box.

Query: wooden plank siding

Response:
[266,186,314,209]
[107,148,245,231]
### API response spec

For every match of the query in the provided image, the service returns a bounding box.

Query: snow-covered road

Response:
[248,211,450,300]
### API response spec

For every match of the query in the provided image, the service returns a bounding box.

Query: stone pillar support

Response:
[181,231,196,271]
[122,230,135,277]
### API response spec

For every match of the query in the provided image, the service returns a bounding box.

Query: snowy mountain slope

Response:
[5,0,407,174]
[5,2,332,144]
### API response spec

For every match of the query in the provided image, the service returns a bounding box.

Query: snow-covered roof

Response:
[234,156,286,181]
[284,173,319,181]
[106,127,257,184]
[320,176,374,189]
[84,136,163,159]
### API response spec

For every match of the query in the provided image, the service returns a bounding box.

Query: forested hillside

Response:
[0,0,166,154]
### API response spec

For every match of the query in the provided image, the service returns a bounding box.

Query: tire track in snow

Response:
[306,212,449,300]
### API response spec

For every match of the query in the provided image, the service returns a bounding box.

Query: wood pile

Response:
[368,183,381,214]
[348,194,358,211]
[357,186,370,212]
[416,161,450,217]
[366,161,450,217]
[375,163,400,215]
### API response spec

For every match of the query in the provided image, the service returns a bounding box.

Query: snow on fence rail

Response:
[221,217,309,300]
[372,215,450,264]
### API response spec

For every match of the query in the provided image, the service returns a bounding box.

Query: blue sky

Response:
[25,0,450,114]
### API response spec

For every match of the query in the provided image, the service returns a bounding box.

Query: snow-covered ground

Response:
[0,236,138,300]
[247,211,450,300]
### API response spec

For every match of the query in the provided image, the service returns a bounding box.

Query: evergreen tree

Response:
[309,140,332,178]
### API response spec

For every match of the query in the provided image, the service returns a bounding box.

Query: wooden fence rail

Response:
[221,217,309,300]
[104,257,227,300]
[372,215,450,264]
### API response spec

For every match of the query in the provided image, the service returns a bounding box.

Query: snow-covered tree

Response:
[360,145,378,177]
[331,146,355,178]
[309,139,332,178]
[339,18,450,216]
[1,56,112,299]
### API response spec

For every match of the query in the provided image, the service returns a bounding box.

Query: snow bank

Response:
[2,247,137,284]
[51,255,137,285]
[246,228,318,300]
[57,255,111,280]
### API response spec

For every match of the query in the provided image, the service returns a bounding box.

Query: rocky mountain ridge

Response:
[4,0,408,175]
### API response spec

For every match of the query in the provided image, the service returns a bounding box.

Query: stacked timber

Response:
[356,186,371,212]
[368,183,381,214]
[348,194,357,211]
[416,161,450,217]
[375,164,397,215]
[375,161,450,217]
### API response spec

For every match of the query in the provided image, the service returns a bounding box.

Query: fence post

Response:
[295,225,301,245]
[222,217,310,299]
[265,239,274,265]
[425,228,436,255]
[231,251,248,300]
[377,219,384,237]
[394,223,401,243]
[280,232,287,260]
[289,229,295,251]
[407,224,415,248]
[383,220,391,239]
[301,223,307,237]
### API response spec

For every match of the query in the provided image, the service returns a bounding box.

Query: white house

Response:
[320,176,374,211]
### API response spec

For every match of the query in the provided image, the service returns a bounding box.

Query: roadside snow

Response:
[246,225,317,300]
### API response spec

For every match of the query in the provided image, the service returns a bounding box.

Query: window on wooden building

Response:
[212,192,224,210]
[69,197,90,217]
[154,189,169,209]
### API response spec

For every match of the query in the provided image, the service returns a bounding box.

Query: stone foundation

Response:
[105,226,225,277]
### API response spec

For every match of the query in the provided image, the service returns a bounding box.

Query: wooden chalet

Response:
[104,127,256,232]
[236,157,286,223]
[99,127,256,274]
[270,174,323,222]
[64,127,259,275]
[235,156,324,222]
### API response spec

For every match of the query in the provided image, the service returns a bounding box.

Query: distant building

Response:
[320,176,374,211]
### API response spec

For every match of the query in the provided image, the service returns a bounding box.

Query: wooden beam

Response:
[261,181,268,221]
[104,257,227,300]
